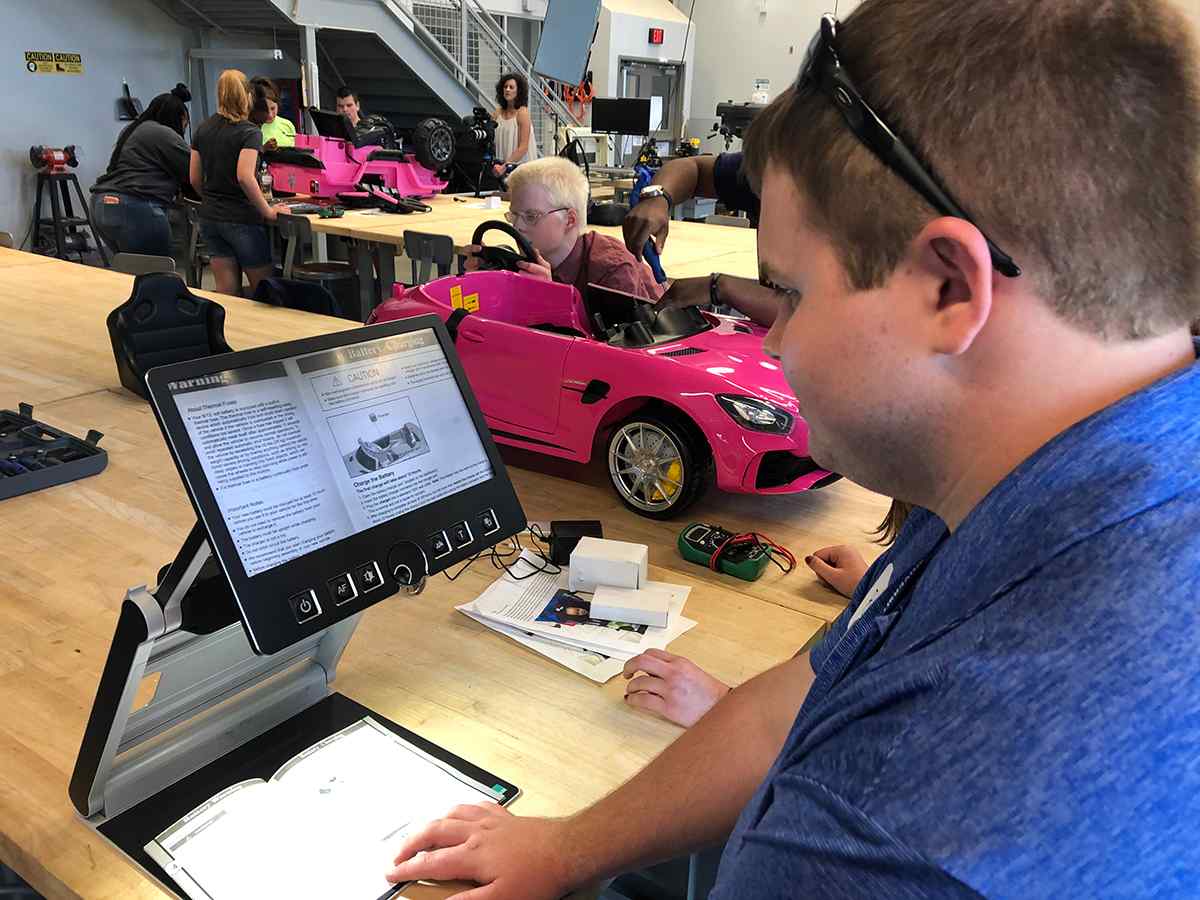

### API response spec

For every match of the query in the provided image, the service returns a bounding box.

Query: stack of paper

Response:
[457,551,696,683]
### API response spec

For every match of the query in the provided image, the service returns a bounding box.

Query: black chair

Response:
[107,272,233,400]
[277,213,358,298]
[183,203,211,288]
[252,277,341,317]
[403,230,454,284]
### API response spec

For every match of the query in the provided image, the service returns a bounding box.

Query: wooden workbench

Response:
[0,249,888,899]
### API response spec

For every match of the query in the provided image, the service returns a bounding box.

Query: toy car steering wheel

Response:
[471,220,537,273]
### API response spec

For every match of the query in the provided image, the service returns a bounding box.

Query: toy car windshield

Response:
[586,284,712,348]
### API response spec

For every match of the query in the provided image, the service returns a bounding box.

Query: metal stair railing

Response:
[381,0,581,152]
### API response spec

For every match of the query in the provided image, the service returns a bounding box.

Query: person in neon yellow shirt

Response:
[251,77,295,149]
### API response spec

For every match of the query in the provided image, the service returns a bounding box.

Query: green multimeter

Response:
[678,523,772,582]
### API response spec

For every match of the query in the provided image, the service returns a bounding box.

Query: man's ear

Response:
[911,217,996,357]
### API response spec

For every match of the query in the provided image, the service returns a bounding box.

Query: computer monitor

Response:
[308,106,355,141]
[591,98,653,136]
[145,315,526,655]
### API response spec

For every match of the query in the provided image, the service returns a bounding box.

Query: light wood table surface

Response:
[0,251,889,899]
[0,249,57,269]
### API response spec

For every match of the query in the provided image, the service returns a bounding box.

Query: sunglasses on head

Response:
[798,14,1021,278]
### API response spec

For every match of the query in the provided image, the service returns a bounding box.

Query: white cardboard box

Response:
[590,584,671,627]
[568,537,648,593]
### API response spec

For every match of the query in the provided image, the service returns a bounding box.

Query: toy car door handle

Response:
[458,324,485,342]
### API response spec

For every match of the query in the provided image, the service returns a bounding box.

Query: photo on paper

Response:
[326,396,430,477]
[534,589,648,634]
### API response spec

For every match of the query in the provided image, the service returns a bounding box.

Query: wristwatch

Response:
[637,184,674,211]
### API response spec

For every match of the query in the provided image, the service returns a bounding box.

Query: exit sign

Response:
[648,27,664,45]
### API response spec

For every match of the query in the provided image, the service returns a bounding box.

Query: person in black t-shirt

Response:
[190,68,287,297]
[90,84,192,256]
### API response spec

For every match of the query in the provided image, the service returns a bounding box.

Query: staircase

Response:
[149,0,578,150]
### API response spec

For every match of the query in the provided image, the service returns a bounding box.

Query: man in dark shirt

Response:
[623,151,778,324]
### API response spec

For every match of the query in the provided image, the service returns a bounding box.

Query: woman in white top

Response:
[491,72,539,179]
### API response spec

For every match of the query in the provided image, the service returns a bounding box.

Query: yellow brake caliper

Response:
[651,460,683,502]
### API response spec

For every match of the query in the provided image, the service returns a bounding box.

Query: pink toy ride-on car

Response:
[369,254,839,518]
[267,109,452,202]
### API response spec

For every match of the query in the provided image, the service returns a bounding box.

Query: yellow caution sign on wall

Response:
[25,51,84,75]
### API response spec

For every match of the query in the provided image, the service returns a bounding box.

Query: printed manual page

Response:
[145,718,509,900]
[458,551,696,665]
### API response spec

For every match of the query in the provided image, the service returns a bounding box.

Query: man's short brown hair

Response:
[744,0,1200,341]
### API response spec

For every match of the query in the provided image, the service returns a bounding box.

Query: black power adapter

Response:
[548,520,604,566]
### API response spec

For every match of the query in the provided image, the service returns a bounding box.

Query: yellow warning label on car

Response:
[449,285,480,313]
[25,51,84,75]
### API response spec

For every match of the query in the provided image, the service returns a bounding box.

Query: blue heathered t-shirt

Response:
[711,345,1200,898]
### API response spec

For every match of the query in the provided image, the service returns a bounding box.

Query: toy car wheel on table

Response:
[607,412,711,519]
[411,118,456,170]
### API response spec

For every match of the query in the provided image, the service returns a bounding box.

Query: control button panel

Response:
[354,561,383,593]
[476,508,500,537]
[450,521,473,549]
[428,531,452,559]
[327,573,357,606]
[288,589,322,624]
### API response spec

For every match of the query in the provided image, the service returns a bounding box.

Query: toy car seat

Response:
[107,272,233,400]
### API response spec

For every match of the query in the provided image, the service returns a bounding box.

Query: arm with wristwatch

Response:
[622,154,782,328]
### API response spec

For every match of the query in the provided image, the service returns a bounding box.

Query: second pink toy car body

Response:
[370,270,839,518]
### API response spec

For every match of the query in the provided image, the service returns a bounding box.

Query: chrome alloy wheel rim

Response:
[608,422,685,512]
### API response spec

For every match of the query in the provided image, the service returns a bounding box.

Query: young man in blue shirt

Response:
[384,1,1200,896]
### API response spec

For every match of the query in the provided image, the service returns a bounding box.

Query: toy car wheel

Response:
[607,413,711,519]
[412,118,456,170]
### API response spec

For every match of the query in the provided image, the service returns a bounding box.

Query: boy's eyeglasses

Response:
[798,14,1021,278]
[505,207,570,228]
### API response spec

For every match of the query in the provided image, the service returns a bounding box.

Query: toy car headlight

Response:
[715,394,793,434]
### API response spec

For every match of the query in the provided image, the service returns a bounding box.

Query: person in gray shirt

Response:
[90,84,191,256]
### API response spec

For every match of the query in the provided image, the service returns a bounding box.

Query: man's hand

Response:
[654,276,711,312]
[264,204,292,223]
[492,163,507,178]
[264,138,279,152]
[622,196,670,261]
[805,545,870,599]
[386,803,574,900]
[623,649,730,727]
[516,248,553,281]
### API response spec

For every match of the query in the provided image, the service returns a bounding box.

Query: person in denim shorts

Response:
[189,68,286,296]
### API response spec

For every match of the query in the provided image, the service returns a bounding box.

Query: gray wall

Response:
[674,0,860,155]
[676,0,1200,155]
[188,33,301,125]
[0,0,194,239]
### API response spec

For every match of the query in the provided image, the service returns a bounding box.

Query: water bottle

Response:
[258,158,274,201]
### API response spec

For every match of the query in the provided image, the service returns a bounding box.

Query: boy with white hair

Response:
[466,156,663,299]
